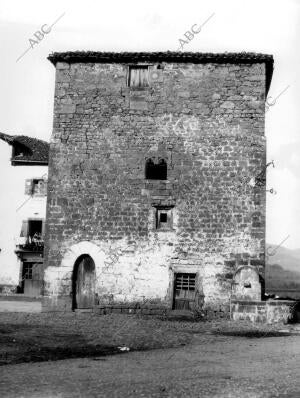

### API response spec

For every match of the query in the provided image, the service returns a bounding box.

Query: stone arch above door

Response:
[60,241,105,274]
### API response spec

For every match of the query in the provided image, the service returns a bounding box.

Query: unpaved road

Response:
[1,333,300,398]
[0,300,41,313]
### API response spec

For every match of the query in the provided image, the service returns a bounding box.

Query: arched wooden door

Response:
[72,255,96,309]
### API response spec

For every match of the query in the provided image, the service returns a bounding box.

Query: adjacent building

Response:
[0,133,48,295]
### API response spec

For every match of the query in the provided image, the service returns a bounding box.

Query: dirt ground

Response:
[0,312,293,365]
[0,312,300,397]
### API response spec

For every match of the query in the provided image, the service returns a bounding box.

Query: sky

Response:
[0,0,299,249]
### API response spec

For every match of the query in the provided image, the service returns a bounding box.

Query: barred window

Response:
[23,263,33,280]
[175,273,196,291]
[173,273,197,310]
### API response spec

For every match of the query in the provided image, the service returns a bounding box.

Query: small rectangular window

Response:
[155,207,173,230]
[25,178,47,196]
[128,66,149,87]
[160,213,167,223]
[145,158,167,180]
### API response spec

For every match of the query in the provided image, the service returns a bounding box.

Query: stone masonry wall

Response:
[231,300,296,323]
[44,60,267,311]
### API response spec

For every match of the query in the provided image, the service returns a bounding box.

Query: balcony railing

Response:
[16,239,44,252]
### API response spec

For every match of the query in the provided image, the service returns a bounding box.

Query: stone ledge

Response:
[231,299,298,324]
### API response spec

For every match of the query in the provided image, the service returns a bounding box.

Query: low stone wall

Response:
[202,305,230,320]
[94,304,168,316]
[231,299,297,323]
[266,300,297,324]
[93,303,231,319]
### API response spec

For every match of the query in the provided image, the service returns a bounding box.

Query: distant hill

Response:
[266,244,300,273]
[266,244,300,298]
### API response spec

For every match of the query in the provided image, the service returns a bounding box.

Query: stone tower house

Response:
[43,51,273,313]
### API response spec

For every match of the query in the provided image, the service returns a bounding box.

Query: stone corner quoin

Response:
[43,51,272,314]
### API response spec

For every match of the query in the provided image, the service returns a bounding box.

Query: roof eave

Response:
[48,51,274,66]
[48,51,274,96]
[11,159,49,166]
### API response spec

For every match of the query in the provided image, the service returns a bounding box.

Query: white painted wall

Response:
[0,141,47,287]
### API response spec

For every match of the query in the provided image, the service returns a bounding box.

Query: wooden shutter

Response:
[194,273,205,311]
[129,67,149,87]
[25,179,33,195]
[41,219,46,239]
[20,220,29,237]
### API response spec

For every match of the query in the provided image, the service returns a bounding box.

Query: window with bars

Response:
[128,65,149,87]
[175,273,196,291]
[22,263,33,280]
[173,273,197,310]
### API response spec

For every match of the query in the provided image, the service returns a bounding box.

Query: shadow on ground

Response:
[0,344,122,365]
[0,312,293,366]
[212,330,291,338]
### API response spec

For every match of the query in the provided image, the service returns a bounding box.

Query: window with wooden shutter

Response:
[175,273,196,291]
[24,179,33,195]
[20,220,29,237]
[41,219,46,239]
[128,66,149,87]
[173,273,196,310]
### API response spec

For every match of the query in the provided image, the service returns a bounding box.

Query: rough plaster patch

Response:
[45,238,175,302]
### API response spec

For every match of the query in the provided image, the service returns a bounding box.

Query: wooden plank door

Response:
[76,256,95,309]
[173,273,196,310]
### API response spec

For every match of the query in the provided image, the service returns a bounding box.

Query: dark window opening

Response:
[160,213,167,223]
[19,219,44,252]
[28,220,42,240]
[155,207,173,230]
[32,179,44,195]
[128,65,149,87]
[145,158,167,180]
[175,273,196,291]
